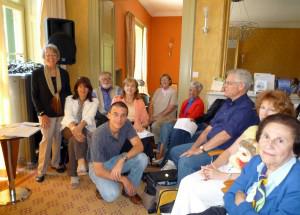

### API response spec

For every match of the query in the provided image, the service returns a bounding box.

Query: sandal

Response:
[77,165,88,176]
[70,176,80,189]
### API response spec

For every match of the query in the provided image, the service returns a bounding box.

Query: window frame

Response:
[2,0,26,63]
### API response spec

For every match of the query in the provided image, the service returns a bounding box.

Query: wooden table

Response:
[0,136,31,205]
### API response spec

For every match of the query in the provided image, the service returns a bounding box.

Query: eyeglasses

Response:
[260,133,289,147]
[223,81,241,86]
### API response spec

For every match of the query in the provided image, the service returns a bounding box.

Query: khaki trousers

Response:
[37,117,62,175]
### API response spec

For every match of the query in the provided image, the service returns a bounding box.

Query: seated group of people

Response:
[31,44,300,213]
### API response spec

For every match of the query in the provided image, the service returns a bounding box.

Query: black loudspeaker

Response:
[46,18,76,65]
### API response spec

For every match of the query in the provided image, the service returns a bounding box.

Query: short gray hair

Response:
[99,71,112,78]
[42,43,60,60]
[227,69,253,91]
[190,81,203,92]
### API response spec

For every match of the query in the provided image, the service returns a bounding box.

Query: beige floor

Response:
[0,167,149,215]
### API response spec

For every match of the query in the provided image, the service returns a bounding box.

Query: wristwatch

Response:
[200,145,207,153]
[38,111,45,116]
[121,153,128,162]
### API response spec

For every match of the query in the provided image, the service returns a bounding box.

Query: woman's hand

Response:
[235,190,246,206]
[201,165,227,180]
[71,125,86,142]
[133,123,145,133]
[135,127,144,133]
[40,115,50,129]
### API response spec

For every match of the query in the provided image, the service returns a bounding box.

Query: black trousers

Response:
[120,136,154,161]
[188,206,227,215]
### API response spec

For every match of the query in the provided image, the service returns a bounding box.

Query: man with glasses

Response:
[88,101,148,204]
[169,69,259,184]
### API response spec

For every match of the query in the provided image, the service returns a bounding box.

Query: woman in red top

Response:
[155,81,205,161]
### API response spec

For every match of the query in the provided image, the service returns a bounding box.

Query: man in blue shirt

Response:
[88,101,148,204]
[169,69,259,183]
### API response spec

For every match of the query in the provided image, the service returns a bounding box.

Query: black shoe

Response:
[95,189,103,200]
[52,165,66,173]
[35,175,45,183]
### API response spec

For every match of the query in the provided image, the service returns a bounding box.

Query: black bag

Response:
[142,170,177,213]
[145,169,177,192]
[159,200,175,214]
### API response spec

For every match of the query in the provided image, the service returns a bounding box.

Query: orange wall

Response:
[113,0,151,82]
[238,28,300,79]
[149,17,182,94]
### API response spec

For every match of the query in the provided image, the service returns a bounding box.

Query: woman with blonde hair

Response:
[113,78,149,131]
[112,78,152,158]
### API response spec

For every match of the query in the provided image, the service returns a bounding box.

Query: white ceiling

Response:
[138,0,300,28]
[231,0,300,28]
[138,0,183,17]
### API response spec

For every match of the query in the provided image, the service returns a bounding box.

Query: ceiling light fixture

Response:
[230,0,258,41]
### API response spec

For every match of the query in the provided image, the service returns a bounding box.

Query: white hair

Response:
[227,69,253,91]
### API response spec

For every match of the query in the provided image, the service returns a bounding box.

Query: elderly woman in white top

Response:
[149,74,177,146]
[61,77,98,188]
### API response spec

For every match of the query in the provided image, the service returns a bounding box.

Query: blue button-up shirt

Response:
[208,94,259,150]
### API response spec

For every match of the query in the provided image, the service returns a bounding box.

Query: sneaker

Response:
[152,157,163,165]
[70,176,80,189]
[77,165,87,176]
[161,160,177,171]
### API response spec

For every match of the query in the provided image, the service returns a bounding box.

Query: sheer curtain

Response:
[135,27,148,94]
[0,2,10,125]
[125,11,136,77]
[0,1,11,172]
[40,0,66,48]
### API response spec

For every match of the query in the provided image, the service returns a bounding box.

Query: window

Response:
[134,22,148,94]
[2,0,26,63]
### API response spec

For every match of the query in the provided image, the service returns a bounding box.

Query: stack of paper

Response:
[0,122,40,138]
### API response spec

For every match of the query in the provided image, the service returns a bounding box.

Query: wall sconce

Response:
[241,53,246,64]
[202,6,208,33]
[168,38,174,57]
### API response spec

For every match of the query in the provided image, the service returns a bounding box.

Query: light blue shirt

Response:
[246,157,296,202]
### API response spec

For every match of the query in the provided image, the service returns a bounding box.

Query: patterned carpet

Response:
[0,168,148,215]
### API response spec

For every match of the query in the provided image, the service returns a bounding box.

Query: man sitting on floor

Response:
[169,69,259,184]
[88,101,148,204]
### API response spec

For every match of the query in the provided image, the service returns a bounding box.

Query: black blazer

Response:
[31,66,71,117]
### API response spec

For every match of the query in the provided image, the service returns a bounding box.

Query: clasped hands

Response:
[71,125,86,142]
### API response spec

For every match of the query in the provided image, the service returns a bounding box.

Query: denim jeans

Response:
[169,142,213,184]
[159,122,175,150]
[89,153,148,202]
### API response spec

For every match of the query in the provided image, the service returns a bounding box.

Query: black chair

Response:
[140,93,150,110]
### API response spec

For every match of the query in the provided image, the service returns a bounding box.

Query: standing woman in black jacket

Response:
[31,44,71,182]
